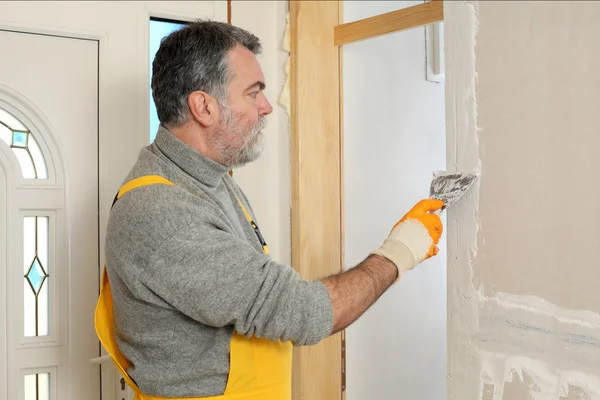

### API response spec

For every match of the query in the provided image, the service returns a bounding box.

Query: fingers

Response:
[425,244,439,260]
[429,214,443,239]
[412,199,444,213]
[421,213,443,242]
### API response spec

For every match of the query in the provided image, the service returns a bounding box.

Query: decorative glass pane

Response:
[12,130,28,148]
[37,217,48,270]
[24,373,50,400]
[37,281,49,337]
[23,216,50,337]
[23,217,36,274]
[26,257,47,294]
[23,279,36,337]
[0,107,48,179]
[13,148,36,179]
[0,107,26,130]
[0,121,11,144]
[28,135,48,179]
[149,18,187,143]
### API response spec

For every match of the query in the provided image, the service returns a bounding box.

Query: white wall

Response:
[446,1,600,398]
[231,1,291,265]
[343,2,446,399]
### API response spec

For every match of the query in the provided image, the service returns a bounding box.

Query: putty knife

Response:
[429,171,478,211]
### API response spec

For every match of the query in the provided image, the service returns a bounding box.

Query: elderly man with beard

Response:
[99,21,444,400]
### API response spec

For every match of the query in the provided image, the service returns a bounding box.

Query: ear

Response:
[188,91,216,127]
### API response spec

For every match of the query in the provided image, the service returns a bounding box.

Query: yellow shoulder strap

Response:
[117,175,174,199]
[115,174,268,254]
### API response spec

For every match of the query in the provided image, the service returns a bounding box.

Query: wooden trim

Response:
[290,0,343,399]
[338,1,346,398]
[334,1,443,46]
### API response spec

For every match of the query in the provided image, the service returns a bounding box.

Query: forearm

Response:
[321,254,398,334]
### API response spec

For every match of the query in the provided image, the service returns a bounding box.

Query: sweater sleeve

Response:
[139,217,333,346]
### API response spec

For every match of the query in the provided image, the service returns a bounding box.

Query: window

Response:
[149,18,187,142]
[0,107,47,179]
[23,216,50,337]
[24,372,50,400]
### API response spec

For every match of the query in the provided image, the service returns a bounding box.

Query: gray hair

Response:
[151,20,262,128]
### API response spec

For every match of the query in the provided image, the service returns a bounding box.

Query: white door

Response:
[0,30,99,400]
[0,2,227,400]
[342,2,446,399]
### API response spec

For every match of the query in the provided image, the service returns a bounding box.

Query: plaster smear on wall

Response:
[446,1,600,399]
[445,0,482,397]
[480,351,600,400]
[278,12,290,117]
[478,293,600,399]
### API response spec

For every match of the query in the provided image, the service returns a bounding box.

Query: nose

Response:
[259,93,273,116]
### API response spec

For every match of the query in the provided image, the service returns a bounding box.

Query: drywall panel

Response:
[474,0,600,312]
[343,2,446,399]
[231,1,291,265]
[445,1,600,398]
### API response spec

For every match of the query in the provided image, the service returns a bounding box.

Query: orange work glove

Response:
[370,199,444,280]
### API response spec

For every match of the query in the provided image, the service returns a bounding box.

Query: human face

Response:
[211,46,273,167]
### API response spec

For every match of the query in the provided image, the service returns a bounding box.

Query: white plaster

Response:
[480,350,600,400]
[490,293,600,330]
[277,12,290,117]
[477,291,600,397]
[444,1,482,397]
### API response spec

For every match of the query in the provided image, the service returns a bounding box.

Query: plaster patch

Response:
[278,12,291,117]
[445,0,482,397]
[489,293,600,330]
[479,350,600,400]
[447,1,600,399]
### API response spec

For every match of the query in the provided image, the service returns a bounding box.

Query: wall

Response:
[343,2,446,399]
[446,1,600,399]
[230,1,291,265]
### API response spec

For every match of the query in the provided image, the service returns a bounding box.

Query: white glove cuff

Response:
[370,240,415,283]
[370,218,434,283]
[387,218,434,264]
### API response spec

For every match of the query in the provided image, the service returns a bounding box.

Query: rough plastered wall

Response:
[446,1,600,399]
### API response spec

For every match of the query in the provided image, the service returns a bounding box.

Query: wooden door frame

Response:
[288,1,444,398]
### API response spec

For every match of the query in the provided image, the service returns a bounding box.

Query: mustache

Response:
[253,116,268,134]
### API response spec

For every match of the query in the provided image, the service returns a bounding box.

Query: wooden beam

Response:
[334,1,444,46]
[289,0,343,399]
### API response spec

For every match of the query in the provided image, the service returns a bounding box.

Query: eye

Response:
[249,90,260,99]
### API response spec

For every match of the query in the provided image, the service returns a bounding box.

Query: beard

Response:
[211,102,268,168]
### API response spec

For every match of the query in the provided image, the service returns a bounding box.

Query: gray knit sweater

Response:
[105,126,333,397]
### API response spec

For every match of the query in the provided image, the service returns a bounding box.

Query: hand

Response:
[370,199,444,279]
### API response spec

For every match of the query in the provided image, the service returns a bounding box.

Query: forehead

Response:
[227,46,265,87]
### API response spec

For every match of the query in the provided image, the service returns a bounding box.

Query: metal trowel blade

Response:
[429,171,478,209]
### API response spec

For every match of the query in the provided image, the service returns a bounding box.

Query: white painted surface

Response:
[0,30,98,400]
[445,1,600,398]
[0,153,6,398]
[0,2,227,399]
[342,2,446,399]
[231,0,291,266]
[426,22,444,83]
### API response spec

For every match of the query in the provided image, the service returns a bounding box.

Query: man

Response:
[99,21,443,400]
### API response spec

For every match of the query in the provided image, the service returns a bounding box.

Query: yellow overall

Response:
[94,175,293,400]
